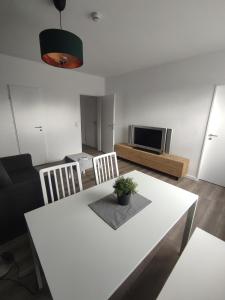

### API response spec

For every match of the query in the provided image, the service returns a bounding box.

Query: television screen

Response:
[130,126,167,153]
[134,127,163,149]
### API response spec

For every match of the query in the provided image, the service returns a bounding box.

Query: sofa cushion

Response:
[10,168,39,184]
[0,161,12,188]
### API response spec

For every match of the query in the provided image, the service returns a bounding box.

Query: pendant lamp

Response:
[39,0,83,69]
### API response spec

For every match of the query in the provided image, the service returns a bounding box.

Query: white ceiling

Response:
[1,0,225,77]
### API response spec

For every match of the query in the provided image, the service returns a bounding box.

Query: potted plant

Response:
[113,176,137,205]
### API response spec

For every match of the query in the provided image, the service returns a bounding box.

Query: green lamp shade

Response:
[39,29,83,69]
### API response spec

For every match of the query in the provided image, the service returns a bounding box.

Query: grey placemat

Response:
[89,193,152,230]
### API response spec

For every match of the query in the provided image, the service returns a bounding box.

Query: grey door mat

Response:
[89,193,152,230]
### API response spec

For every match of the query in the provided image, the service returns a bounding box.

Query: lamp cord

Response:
[0,252,37,296]
[60,11,62,29]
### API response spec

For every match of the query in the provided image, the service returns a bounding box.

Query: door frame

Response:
[79,93,116,153]
[8,84,48,165]
[100,93,116,153]
[111,94,116,150]
[80,94,102,151]
[197,86,217,180]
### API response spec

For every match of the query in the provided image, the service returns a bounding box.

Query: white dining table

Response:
[157,228,225,300]
[25,170,198,300]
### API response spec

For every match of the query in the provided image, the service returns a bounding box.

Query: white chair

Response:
[39,162,83,205]
[93,152,119,185]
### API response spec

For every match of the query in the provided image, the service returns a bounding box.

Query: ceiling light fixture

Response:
[39,0,83,69]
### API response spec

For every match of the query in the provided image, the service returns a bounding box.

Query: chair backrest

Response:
[93,152,119,185]
[39,162,83,205]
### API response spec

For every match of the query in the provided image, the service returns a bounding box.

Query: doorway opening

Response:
[80,95,101,154]
[80,94,115,155]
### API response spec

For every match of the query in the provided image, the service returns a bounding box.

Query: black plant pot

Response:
[117,193,131,206]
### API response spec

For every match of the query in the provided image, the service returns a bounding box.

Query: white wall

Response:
[106,50,225,178]
[0,53,105,162]
[0,85,19,156]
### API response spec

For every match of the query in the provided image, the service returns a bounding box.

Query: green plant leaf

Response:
[113,176,137,197]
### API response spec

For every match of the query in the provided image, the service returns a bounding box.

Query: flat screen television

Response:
[129,125,167,154]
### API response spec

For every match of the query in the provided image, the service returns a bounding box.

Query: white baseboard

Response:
[185,174,199,181]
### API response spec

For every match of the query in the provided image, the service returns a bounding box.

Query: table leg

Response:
[180,200,198,254]
[28,231,43,290]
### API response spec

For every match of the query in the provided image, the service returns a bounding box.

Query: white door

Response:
[9,85,47,165]
[80,96,97,148]
[198,85,225,187]
[101,94,115,153]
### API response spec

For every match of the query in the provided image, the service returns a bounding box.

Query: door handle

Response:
[208,134,218,137]
[34,126,42,129]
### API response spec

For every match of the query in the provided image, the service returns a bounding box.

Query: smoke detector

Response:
[90,12,103,22]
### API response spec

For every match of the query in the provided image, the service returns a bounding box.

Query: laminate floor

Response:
[1,146,225,300]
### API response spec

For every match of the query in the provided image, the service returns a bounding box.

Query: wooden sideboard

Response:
[115,143,189,178]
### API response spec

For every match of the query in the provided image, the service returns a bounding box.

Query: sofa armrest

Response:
[1,154,33,173]
[0,180,44,229]
[0,180,44,244]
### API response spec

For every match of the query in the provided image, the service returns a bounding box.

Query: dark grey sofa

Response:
[0,154,44,244]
